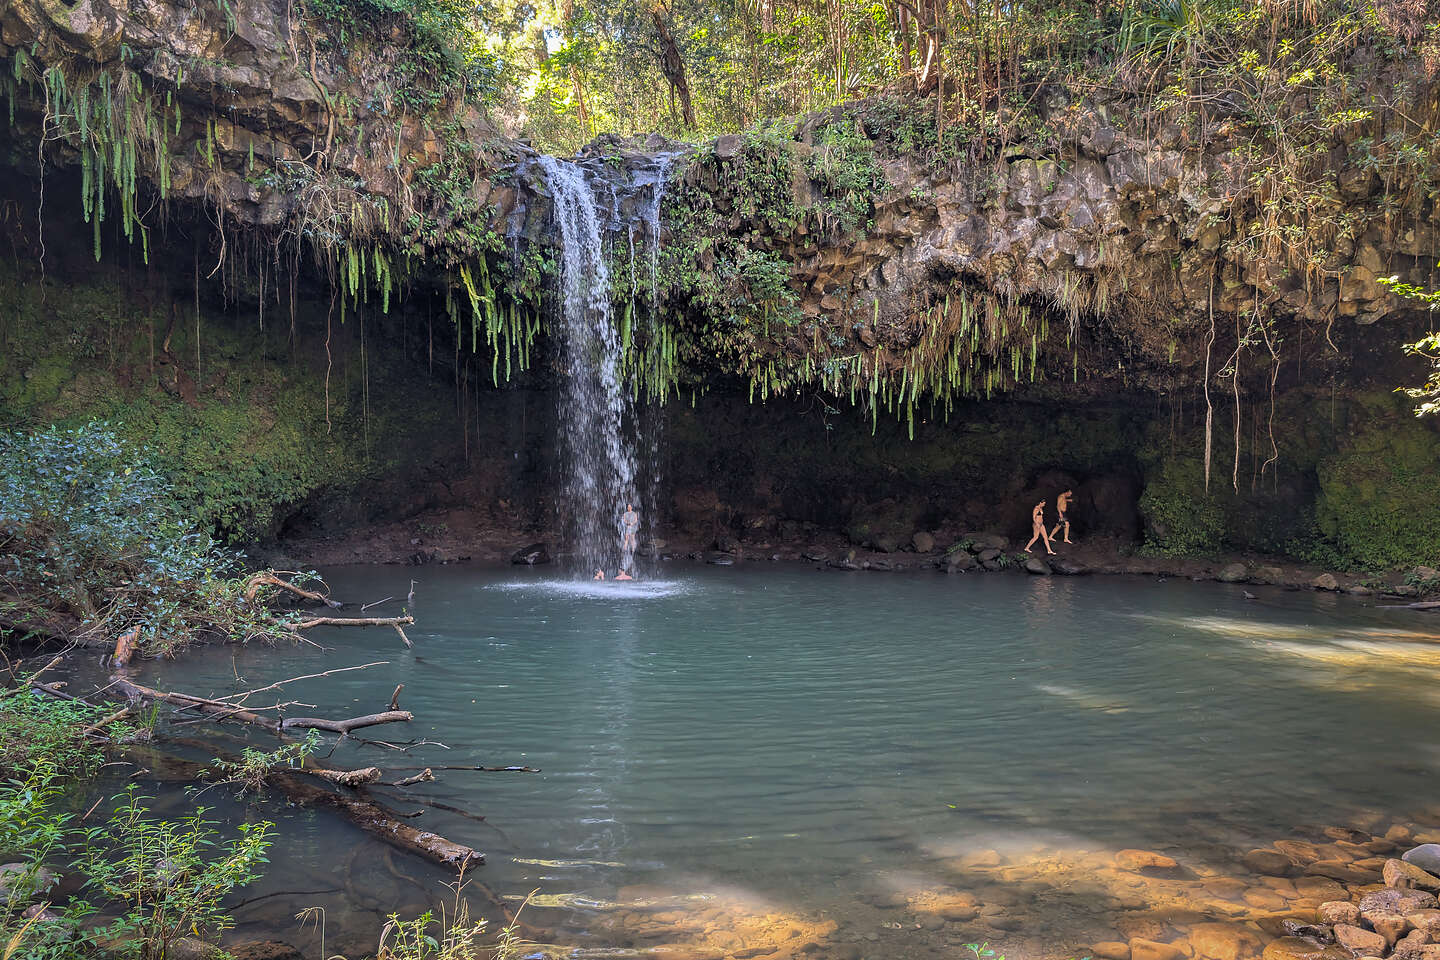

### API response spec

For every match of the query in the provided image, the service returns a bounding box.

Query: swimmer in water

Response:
[615,569,634,581]
[593,569,606,580]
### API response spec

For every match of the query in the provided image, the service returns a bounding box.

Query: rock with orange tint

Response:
[1187,922,1262,960]
[906,888,980,922]
[1243,888,1288,911]
[1244,850,1295,877]
[1117,850,1180,872]
[1130,938,1188,960]
[1274,842,1323,866]
[1294,877,1349,901]
[1093,941,1132,960]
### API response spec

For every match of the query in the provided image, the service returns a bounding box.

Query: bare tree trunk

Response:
[652,8,696,127]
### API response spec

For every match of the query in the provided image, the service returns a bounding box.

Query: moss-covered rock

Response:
[1315,393,1440,570]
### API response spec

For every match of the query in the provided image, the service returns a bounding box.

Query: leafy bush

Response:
[0,762,94,960]
[81,788,273,960]
[1138,455,1227,556]
[0,421,291,654]
[1314,402,1440,569]
[0,689,121,774]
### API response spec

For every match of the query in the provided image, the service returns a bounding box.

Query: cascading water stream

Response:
[538,152,677,576]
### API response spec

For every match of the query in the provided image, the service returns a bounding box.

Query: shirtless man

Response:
[593,569,606,581]
[1049,489,1073,544]
[1024,499,1056,555]
[620,502,640,552]
[615,569,634,581]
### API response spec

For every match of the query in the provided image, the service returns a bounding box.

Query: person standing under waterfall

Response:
[1049,489,1074,545]
[1025,499,1056,555]
[621,502,640,553]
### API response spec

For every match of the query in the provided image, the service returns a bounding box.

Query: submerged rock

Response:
[226,943,305,960]
[1129,937,1186,960]
[1188,922,1262,960]
[510,542,550,565]
[1115,849,1178,871]
[1243,848,1295,877]
[1261,936,1352,960]
[1024,557,1052,575]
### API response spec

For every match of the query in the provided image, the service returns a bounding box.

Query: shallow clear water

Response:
[128,565,1440,958]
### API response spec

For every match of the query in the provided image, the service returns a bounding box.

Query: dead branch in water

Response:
[387,764,541,773]
[389,684,404,710]
[281,711,413,734]
[108,676,413,735]
[289,615,414,630]
[245,571,343,609]
[211,661,390,705]
[360,596,396,611]
[270,770,484,869]
[303,765,383,787]
[1380,600,1440,610]
[392,768,434,787]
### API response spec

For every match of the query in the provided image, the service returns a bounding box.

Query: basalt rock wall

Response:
[2,0,1439,568]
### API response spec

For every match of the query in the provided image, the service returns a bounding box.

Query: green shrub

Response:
[0,421,292,654]
[1315,400,1440,569]
[81,787,273,960]
[1138,454,1227,556]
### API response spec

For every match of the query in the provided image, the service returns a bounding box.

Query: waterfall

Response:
[538,152,676,576]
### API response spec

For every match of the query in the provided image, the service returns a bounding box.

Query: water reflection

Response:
[117,566,1440,958]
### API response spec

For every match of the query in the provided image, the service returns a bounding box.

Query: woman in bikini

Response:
[1025,499,1056,555]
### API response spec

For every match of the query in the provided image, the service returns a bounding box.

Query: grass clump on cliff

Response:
[0,421,294,655]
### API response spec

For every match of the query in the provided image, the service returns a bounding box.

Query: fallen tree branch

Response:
[211,661,391,705]
[387,764,541,773]
[367,788,490,824]
[108,677,412,736]
[389,684,404,711]
[245,571,343,609]
[304,765,383,787]
[128,745,484,871]
[1380,600,1440,610]
[271,770,483,868]
[281,711,413,734]
[392,768,434,787]
[112,627,140,669]
[289,615,414,630]
[79,706,133,738]
[360,597,395,611]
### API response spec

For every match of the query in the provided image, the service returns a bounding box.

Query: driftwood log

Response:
[268,769,483,869]
[244,571,343,609]
[288,615,415,648]
[109,676,413,735]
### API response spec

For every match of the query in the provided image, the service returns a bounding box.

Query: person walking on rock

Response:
[1049,489,1074,545]
[1025,499,1056,555]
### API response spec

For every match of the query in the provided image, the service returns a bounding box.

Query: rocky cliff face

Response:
[2,0,1438,567]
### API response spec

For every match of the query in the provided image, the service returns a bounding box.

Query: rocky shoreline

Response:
[271,508,1439,606]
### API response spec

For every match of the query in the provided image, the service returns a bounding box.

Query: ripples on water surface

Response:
[133,565,1440,958]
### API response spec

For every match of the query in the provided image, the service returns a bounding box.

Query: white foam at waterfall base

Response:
[487,578,692,600]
